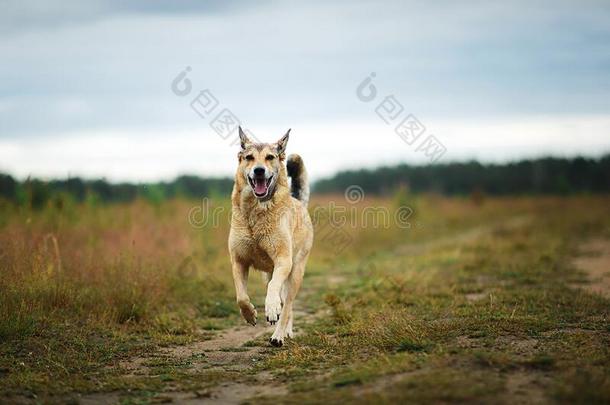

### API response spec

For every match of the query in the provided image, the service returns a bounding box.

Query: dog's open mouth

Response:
[248,175,273,198]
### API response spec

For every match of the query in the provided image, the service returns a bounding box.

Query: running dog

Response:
[228,127,313,347]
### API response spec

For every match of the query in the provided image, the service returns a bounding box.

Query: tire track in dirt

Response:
[86,297,319,404]
[573,238,610,297]
[395,215,532,256]
[158,321,287,404]
[149,304,317,403]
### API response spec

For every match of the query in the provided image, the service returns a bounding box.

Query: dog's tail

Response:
[286,154,310,206]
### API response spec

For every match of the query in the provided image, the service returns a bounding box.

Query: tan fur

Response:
[228,128,313,347]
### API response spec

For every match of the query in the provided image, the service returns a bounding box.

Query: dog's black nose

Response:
[253,167,265,176]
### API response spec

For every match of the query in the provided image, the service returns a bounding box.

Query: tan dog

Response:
[229,127,313,347]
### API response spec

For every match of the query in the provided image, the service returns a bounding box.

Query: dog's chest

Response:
[235,235,274,271]
[231,202,288,272]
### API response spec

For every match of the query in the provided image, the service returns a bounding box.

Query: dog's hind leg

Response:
[261,271,272,286]
[279,281,293,337]
[285,303,294,338]
[269,260,305,347]
[232,259,257,326]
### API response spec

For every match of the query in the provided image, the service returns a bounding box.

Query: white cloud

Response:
[1,114,609,182]
[1,1,609,180]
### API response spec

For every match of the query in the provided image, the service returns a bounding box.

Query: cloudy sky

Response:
[1,0,609,181]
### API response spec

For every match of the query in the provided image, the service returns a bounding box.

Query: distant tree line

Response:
[0,174,233,209]
[314,155,610,196]
[1,155,609,209]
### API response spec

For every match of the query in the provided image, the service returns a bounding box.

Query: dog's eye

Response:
[266,155,275,161]
[245,155,254,161]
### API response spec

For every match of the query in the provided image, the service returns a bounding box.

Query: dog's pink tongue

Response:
[254,178,267,195]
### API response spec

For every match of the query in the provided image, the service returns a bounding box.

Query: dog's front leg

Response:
[269,259,305,347]
[232,258,257,326]
[265,255,292,325]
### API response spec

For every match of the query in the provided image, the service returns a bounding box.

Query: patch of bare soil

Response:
[77,392,122,405]
[351,369,426,398]
[465,292,488,302]
[170,374,288,405]
[350,362,550,405]
[159,324,274,368]
[503,371,548,405]
[80,304,315,404]
[495,336,539,355]
[496,336,551,404]
[573,238,610,297]
[78,323,286,404]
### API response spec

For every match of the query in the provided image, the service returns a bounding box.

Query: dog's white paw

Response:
[265,294,282,325]
[238,300,257,326]
[269,329,287,347]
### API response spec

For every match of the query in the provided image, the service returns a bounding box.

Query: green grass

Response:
[251,196,610,403]
[1,195,609,403]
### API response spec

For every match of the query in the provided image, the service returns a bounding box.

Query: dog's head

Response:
[236,127,290,200]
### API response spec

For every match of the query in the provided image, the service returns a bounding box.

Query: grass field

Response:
[1,194,609,404]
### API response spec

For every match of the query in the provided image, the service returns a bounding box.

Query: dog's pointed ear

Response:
[276,129,290,157]
[238,126,252,150]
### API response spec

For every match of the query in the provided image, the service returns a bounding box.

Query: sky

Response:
[1,0,609,181]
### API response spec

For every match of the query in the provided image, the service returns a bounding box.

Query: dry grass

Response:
[0,199,234,330]
[0,194,609,403]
